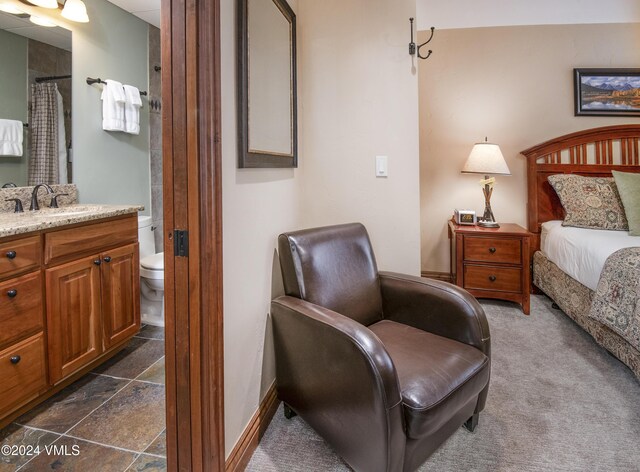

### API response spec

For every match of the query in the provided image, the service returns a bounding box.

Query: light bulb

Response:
[61,0,89,23]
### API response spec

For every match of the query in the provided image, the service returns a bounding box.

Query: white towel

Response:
[101,79,126,131]
[56,90,67,184]
[123,85,143,135]
[0,119,23,156]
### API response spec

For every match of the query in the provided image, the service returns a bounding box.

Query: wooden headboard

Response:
[521,124,640,250]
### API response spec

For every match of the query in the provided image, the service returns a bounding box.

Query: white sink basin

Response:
[32,206,97,218]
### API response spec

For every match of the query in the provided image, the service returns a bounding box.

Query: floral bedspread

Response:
[589,247,640,351]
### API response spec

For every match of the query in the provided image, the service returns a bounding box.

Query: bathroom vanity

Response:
[0,204,142,427]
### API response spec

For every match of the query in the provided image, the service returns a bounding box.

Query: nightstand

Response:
[448,219,531,315]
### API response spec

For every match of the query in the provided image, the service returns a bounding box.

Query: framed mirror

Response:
[238,0,297,168]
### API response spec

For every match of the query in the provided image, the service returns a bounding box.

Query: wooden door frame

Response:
[162,0,224,470]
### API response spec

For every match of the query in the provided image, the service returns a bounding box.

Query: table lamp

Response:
[461,138,511,228]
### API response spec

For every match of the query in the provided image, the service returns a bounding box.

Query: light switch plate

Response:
[376,155,388,178]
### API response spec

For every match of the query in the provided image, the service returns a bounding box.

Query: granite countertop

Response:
[0,204,144,238]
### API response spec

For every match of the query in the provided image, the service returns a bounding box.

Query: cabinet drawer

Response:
[45,215,137,265]
[0,333,47,417]
[0,272,44,349]
[464,237,521,265]
[464,265,522,293]
[0,236,41,280]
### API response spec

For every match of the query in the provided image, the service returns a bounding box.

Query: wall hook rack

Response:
[409,18,434,60]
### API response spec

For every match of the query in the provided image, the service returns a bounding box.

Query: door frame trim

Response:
[162,0,224,470]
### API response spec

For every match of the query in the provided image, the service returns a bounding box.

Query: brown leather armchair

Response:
[271,223,491,472]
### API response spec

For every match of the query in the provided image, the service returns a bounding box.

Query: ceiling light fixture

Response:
[29,14,56,26]
[61,0,88,23]
[0,3,23,13]
[27,0,58,9]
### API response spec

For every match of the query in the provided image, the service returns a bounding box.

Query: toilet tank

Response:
[138,216,156,260]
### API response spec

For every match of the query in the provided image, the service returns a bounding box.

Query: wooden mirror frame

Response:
[237,0,298,168]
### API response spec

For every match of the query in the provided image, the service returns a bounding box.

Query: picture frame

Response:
[574,68,640,117]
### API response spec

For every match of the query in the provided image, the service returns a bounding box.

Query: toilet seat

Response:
[140,252,164,280]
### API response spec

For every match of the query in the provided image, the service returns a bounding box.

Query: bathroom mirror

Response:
[238,0,297,168]
[0,11,72,187]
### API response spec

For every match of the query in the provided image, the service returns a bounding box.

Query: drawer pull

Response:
[94,259,102,266]
[7,289,17,298]
[103,256,112,263]
[6,250,17,259]
[10,356,20,365]
[489,247,497,254]
[489,275,497,282]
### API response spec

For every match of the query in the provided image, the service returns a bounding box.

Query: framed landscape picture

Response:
[574,68,640,117]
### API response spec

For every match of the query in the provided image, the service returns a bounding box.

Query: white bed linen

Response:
[541,220,640,291]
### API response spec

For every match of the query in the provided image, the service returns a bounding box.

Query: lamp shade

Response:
[61,0,89,22]
[27,0,58,8]
[461,142,511,175]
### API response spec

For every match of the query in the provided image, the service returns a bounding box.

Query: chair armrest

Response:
[379,272,490,356]
[271,296,405,472]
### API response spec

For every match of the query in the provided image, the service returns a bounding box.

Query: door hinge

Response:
[173,230,189,257]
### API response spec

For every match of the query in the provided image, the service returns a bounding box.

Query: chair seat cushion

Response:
[369,320,489,439]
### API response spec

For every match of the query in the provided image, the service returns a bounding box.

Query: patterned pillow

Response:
[547,174,629,230]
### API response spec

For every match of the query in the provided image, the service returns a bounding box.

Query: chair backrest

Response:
[278,223,383,326]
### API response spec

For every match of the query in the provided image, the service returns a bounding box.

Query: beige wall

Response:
[419,23,640,274]
[222,0,421,457]
[221,0,301,457]
[297,0,421,275]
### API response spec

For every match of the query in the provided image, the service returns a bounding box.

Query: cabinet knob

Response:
[10,356,20,365]
[489,247,497,254]
[6,251,16,259]
[103,256,112,263]
[489,275,497,282]
[94,259,102,266]
[7,289,17,298]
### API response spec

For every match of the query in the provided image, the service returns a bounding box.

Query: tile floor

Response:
[0,325,166,472]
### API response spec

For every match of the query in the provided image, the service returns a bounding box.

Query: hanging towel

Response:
[101,79,126,131]
[56,90,68,184]
[0,119,23,156]
[123,85,143,135]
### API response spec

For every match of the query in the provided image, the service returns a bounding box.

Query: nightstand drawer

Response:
[464,237,521,264]
[464,265,522,293]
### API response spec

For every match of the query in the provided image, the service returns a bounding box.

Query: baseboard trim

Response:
[421,271,452,283]
[225,382,280,472]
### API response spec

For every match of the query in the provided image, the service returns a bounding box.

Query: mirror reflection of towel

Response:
[123,85,142,135]
[0,119,23,156]
[101,79,126,131]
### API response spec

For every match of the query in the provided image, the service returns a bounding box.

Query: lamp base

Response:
[477,220,500,228]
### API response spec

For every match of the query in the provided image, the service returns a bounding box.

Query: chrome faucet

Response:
[30,183,54,211]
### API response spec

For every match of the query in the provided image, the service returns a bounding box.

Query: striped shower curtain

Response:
[28,83,59,185]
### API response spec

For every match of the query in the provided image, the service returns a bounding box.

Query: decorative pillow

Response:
[612,170,640,236]
[547,174,629,230]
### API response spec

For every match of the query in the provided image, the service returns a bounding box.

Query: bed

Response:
[521,124,640,378]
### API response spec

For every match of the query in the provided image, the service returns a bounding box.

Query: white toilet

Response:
[138,216,165,327]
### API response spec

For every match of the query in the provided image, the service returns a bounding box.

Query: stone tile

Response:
[129,454,167,471]
[150,149,163,188]
[20,436,136,472]
[16,374,129,434]
[28,40,56,75]
[92,337,164,380]
[137,325,165,341]
[0,425,59,471]
[149,113,162,151]
[67,382,165,453]
[137,357,165,385]
[144,430,166,457]
[153,221,164,253]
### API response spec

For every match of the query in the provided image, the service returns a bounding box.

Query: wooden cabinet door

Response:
[101,243,140,350]
[46,254,102,384]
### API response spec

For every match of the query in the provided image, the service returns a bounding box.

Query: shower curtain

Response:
[28,83,60,186]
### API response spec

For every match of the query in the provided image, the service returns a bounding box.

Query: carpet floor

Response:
[246,295,640,472]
